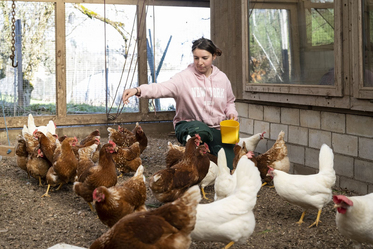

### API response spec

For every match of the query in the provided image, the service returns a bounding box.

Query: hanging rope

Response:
[106,0,149,121]
[10,0,18,68]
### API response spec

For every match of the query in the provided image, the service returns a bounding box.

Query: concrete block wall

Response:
[236,102,373,194]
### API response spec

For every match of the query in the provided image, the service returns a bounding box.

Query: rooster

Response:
[333,194,373,248]
[267,143,336,228]
[149,134,210,203]
[90,185,201,249]
[93,165,147,228]
[73,141,118,211]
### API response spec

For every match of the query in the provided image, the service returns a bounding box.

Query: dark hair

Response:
[192,37,222,56]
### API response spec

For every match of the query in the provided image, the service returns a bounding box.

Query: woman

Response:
[122,37,238,169]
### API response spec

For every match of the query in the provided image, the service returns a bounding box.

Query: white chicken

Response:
[333,194,373,248]
[267,143,336,228]
[213,149,235,201]
[22,113,56,136]
[191,151,261,248]
[237,131,265,152]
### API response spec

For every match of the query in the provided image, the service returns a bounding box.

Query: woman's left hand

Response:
[228,114,238,121]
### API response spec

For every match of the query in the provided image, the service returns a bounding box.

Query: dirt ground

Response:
[0,132,372,249]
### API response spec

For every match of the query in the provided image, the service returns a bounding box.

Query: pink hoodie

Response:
[139,64,238,129]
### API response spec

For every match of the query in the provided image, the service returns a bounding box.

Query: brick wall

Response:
[236,102,373,194]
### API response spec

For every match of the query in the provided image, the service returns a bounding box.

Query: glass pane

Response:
[363,0,373,87]
[249,2,335,86]
[146,6,210,112]
[0,1,55,117]
[66,4,138,115]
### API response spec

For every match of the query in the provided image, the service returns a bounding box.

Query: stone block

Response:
[305,147,319,169]
[354,159,373,184]
[281,107,299,125]
[293,164,317,175]
[288,126,308,146]
[309,129,332,149]
[321,112,345,133]
[332,133,358,157]
[359,137,373,161]
[300,110,321,129]
[254,120,269,139]
[287,144,304,165]
[239,118,254,135]
[270,123,288,141]
[346,114,373,138]
[264,106,280,123]
[236,102,249,118]
[334,154,354,178]
[249,104,264,120]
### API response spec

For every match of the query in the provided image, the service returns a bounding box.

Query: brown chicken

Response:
[165,140,217,169]
[131,122,148,154]
[15,135,28,173]
[75,139,100,181]
[73,141,117,211]
[80,129,100,145]
[34,130,57,164]
[23,132,40,155]
[149,135,210,203]
[90,185,201,249]
[26,148,50,186]
[42,137,78,197]
[108,126,136,147]
[254,130,290,186]
[112,142,142,176]
[93,165,147,228]
[231,141,249,174]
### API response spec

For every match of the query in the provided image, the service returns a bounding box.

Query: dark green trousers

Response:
[175,120,235,170]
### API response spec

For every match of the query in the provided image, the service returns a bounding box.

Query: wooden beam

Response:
[0,145,15,157]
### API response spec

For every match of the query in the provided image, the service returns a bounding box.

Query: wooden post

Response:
[16,19,23,107]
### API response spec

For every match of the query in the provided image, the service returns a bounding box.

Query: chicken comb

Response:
[108,140,116,146]
[246,151,255,158]
[260,131,266,139]
[333,195,353,206]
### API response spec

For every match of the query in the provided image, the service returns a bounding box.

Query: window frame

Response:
[352,0,373,99]
[244,0,343,98]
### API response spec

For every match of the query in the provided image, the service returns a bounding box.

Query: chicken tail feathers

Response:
[318,144,334,173]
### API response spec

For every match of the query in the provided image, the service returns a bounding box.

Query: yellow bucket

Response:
[220,120,240,144]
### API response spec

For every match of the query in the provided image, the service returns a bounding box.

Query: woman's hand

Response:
[122,88,140,105]
[228,114,238,121]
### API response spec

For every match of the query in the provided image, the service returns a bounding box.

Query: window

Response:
[246,1,342,97]
[65,3,138,115]
[0,1,55,117]
[145,6,210,112]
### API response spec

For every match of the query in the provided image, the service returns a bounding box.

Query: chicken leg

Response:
[201,187,208,200]
[224,241,235,249]
[296,211,306,225]
[41,184,51,198]
[308,209,322,228]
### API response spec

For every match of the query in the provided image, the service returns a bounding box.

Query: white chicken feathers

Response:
[191,152,261,245]
[269,144,336,227]
[237,131,265,152]
[200,160,218,195]
[334,193,373,248]
[22,114,56,136]
[214,149,236,201]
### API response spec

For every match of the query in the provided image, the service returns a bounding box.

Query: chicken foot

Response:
[55,183,63,191]
[38,176,43,187]
[201,187,208,200]
[224,241,235,249]
[296,211,306,225]
[41,184,51,198]
[308,209,322,228]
